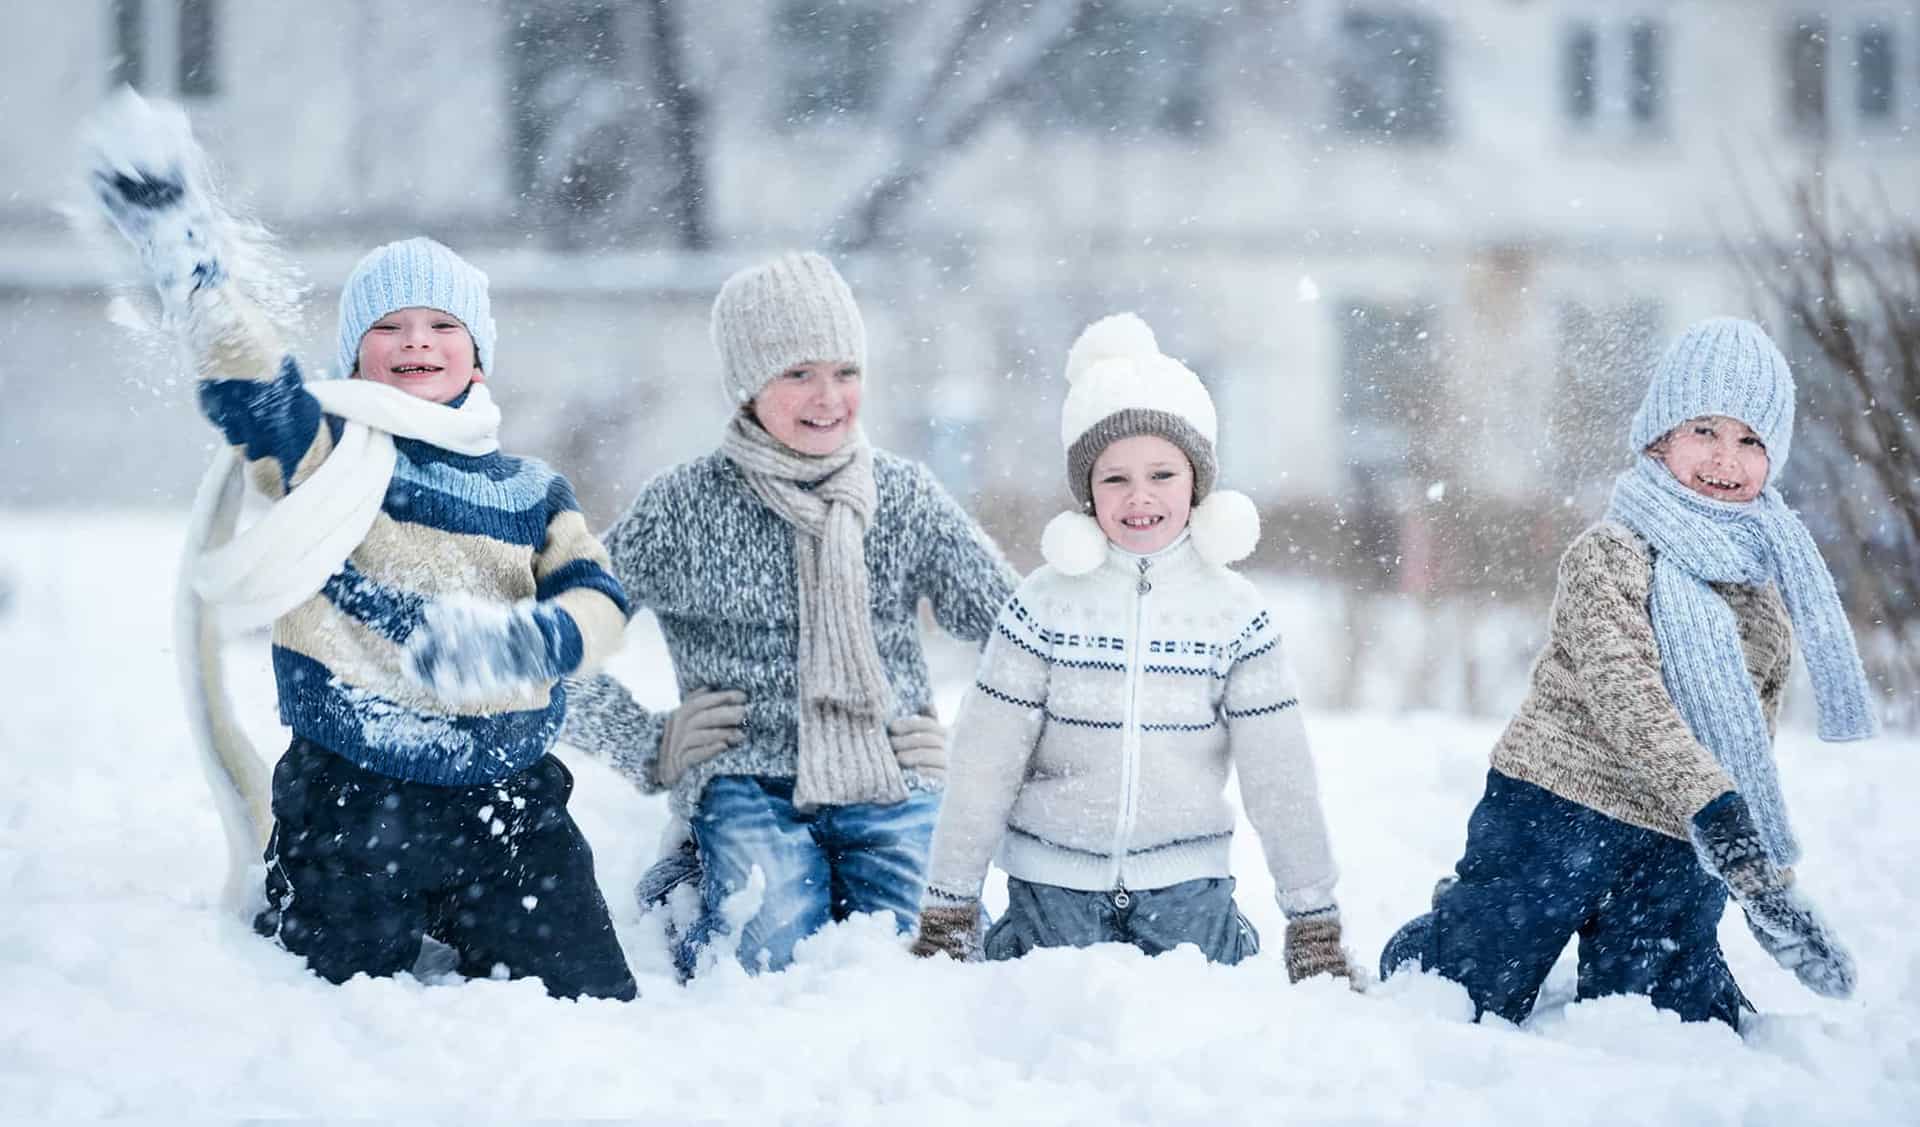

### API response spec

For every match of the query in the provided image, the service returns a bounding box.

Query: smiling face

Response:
[355,306,481,403]
[750,359,863,455]
[1090,434,1194,554]
[1650,414,1771,503]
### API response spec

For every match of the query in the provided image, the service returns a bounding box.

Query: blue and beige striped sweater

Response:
[195,309,628,786]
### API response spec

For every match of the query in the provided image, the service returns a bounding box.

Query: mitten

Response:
[656,688,749,788]
[910,900,981,961]
[1283,910,1352,983]
[1691,792,1855,999]
[887,713,948,781]
[84,89,226,310]
[404,595,575,706]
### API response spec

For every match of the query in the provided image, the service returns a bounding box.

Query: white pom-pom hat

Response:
[1045,313,1260,575]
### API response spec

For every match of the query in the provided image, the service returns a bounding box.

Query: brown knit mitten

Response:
[910,901,981,961]
[1283,912,1351,983]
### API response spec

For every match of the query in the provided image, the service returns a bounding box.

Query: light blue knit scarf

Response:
[1607,456,1877,864]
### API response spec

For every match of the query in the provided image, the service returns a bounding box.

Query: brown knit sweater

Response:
[1489,521,1794,841]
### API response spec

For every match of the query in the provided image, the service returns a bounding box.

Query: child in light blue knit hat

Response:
[86,91,637,999]
[1380,316,1872,1029]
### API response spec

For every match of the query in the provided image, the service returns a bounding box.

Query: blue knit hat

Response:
[336,237,496,378]
[1630,317,1796,482]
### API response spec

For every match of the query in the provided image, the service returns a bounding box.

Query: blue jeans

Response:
[684,775,939,975]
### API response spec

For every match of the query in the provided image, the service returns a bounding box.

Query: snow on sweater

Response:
[197,335,628,786]
[924,536,1339,916]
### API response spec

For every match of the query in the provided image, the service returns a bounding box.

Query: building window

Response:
[1563,23,1597,123]
[1025,3,1216,137]
[1339,301,1435,475]
[1857,23,1895,121]
[1627,19,1662,124]
[1561,17,1664,135]
[109,0,144,89]
[508,1,654,248]
[1336,8,1446,141]
[1786,18,1829,137]
[777,1,893,128]
[106,0,217,97]
[176,0,217,97]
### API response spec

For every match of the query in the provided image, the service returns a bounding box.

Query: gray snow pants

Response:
[984,876,1261,964]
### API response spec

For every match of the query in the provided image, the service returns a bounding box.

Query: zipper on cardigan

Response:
[1107,555,1152,888]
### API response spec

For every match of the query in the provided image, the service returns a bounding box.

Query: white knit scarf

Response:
[195,380,501,630]
[719,414,905,809]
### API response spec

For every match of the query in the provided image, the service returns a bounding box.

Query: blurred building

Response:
[1,0,1913,581]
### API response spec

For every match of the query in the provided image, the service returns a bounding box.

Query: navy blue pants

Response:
[984,876,1261,964]
[255,738,636,1001]
[1381,770,1749,1027]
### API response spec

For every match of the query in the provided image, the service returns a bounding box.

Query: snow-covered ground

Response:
[3,511,1916,1122]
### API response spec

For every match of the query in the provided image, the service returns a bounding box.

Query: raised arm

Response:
[86,89,323,502]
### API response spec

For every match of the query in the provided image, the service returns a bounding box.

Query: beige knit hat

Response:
[710,252,867,405]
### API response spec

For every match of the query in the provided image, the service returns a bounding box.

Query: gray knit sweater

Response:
[561,449,1016,818]
[924,537,1339,916]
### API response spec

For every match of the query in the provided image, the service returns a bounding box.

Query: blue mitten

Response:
[1690,792,1856,999]
[404,595,577,706]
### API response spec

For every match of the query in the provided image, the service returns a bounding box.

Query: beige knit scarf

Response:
[720,414,906,809]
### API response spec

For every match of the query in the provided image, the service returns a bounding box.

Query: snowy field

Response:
[3,510,1917,1123]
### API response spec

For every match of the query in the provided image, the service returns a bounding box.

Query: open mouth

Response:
[390,363,443,376]
[800,417,845,430]
[1120,514,1164,530]
[1695,473,1744,494]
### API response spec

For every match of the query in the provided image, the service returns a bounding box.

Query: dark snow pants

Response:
[1380,769,1749,1027]
[983,875,1261,964]
[255,737,636,1001]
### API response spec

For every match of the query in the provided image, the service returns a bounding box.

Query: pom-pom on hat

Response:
[1044,313,1258,575]
[337,236,496,379]
[711,251,867,405]
[1630,317,1797,483]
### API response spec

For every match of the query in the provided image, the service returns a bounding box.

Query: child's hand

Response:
[82,88,226,309]
[887,714,948,780]
[1740,886,1856,999]
[1283,911,1353,984]
[657,688,749,787]
[1691,792,1856,999]
[404,595,571,707]
[910,901,981,961]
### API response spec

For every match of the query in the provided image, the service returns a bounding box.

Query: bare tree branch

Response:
[827,0,1090,253]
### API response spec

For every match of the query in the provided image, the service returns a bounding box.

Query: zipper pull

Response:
[1136,556,1152,595]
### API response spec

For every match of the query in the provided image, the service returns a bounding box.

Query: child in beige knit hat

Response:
[563,252,1017,979]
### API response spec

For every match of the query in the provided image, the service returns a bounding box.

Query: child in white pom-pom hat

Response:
[910,314,1351,981]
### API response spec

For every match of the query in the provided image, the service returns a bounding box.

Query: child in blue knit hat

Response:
[1380,316,1874,1028]
[85,92,637,1000]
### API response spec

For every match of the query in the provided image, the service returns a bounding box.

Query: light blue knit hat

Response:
[1629,317,1796,481]
[336,236,496,378]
